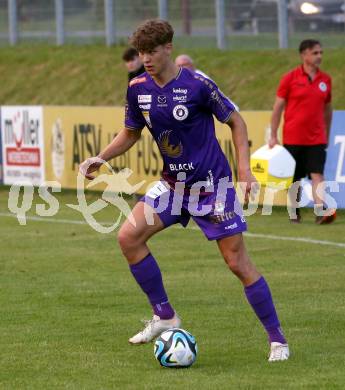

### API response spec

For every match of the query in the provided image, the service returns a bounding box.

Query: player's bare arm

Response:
[227,111,258,202]
[98,127,142,161]
[269,96,286,148]
[79,127,142,180]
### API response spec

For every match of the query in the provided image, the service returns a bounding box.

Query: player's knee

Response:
[224,250,242,275]
[221,239,246,276]
[117,225,138,253]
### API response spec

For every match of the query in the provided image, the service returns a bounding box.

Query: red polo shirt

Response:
[277,65,332,145]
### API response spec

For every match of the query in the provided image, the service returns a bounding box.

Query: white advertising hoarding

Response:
[1,106,45,186]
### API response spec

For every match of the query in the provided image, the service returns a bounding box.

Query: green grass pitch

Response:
[0,187,344,389]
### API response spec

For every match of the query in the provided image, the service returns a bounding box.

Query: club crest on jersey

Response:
[173,105,189,121]
[319,82,327,92]
[158,130,183,158]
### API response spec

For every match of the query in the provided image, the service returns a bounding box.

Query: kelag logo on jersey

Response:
[158,130,183,158]
[173,105,189,121]
[173,88,188,94]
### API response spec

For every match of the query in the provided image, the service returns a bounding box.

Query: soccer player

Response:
[122,47,146,82]
[269,39,336,224]
[80,20,289,362]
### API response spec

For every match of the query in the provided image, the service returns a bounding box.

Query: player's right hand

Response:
[79,156,104,180]
[268,136,280,149]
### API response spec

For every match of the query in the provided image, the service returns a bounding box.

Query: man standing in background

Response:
[175,54,209,78]
[269,39,335,224]
[175,54,239,111]
[122,47,145,82]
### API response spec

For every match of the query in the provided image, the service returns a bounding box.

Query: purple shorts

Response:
[140,180,247,241]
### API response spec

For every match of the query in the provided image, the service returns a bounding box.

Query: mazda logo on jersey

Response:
[157,95,168,108]
[157,95,166,104]
[173,105,189,121]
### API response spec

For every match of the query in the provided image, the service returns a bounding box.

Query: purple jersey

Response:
[125,68,235,189]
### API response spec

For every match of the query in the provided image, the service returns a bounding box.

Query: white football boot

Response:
[129,313,181,344]
[268,342,290,362]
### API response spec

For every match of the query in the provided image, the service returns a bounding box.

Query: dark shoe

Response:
[315,210,337,225]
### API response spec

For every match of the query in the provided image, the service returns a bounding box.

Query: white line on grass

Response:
[243,232,345,248]
[0,213,87,225]
[1,211,345,249]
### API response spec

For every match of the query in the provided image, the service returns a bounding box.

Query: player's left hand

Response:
[79,156,104,180]
[238,168,259,204]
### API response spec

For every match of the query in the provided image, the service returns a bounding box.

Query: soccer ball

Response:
[154,328,198,368]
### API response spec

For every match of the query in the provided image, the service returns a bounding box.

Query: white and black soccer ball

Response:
[154,328,197,368]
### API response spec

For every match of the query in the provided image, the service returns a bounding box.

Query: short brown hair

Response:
[130,19,174,53]
[122,47,139,62]
[299,39,321,53]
